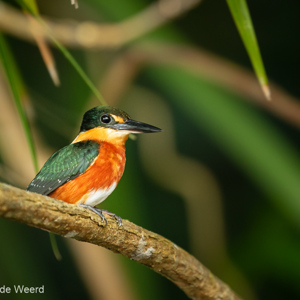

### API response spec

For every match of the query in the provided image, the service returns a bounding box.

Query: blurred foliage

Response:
[0,0,300,300]
[0,33,38,172]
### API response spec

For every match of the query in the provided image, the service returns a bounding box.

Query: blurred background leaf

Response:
[0,33,38,172]
[0,0,299,300]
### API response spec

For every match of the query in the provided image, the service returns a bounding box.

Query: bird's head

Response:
[74,106,161,144]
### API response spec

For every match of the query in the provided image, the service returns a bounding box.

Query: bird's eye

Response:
[100,114,112,124]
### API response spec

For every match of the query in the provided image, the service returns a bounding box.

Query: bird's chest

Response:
[92,142,126,183]
[77,143,126,205]
[49,142,126,205]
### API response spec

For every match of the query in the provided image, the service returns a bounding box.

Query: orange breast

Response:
[49,142,126,204]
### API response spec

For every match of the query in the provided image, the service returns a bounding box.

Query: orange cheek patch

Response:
[73,127,108,143]
[72,126,129,145]
[49,142,126,204]
[111,115,125,123]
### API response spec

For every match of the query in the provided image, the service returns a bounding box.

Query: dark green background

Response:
[1,0,300,299]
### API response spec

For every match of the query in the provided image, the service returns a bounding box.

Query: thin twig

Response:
[26,13,60,86]
[0,183,241,300]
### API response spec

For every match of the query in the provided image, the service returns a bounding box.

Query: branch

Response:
[0,1,201,49]
[0,183,241,300]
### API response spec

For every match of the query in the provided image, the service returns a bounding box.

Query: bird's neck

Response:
[72,127,129,146]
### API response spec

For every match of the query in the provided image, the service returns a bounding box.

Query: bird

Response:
[27,106,161,226]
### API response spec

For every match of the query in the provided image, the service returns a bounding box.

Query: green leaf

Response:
[17,0,107,105]
[16,0,39,15]
[41,25,107,106]
[226,0,270,100]
[0,32,63,261]
[0,33,39,173]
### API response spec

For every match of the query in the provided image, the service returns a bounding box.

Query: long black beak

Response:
[114,119,162,133]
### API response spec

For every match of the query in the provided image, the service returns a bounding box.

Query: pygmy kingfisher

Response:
[27,106,161,226]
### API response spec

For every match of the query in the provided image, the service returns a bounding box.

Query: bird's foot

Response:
[100,209,123,228]
[79,204,122,227]
[79,204,107,226]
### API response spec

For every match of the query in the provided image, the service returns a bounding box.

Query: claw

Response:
[101,209,123,227]
[79,204,107,226]
[79,205,122,227]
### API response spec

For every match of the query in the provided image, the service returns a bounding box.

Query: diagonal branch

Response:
[0,182,241,300]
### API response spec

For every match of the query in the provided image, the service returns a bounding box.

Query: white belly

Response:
[81,182,117,207]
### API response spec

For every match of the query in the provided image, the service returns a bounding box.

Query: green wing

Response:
[27,140,100,195]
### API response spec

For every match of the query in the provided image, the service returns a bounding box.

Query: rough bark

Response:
[0,183,241,300]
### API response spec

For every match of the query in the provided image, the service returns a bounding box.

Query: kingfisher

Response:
[27,106,161,226]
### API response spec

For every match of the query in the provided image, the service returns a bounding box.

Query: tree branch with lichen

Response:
[0,182,241,300]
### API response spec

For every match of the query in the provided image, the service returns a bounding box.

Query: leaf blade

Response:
[17,0,106,105]
[226,0,270,100]
[0,33,39,173]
